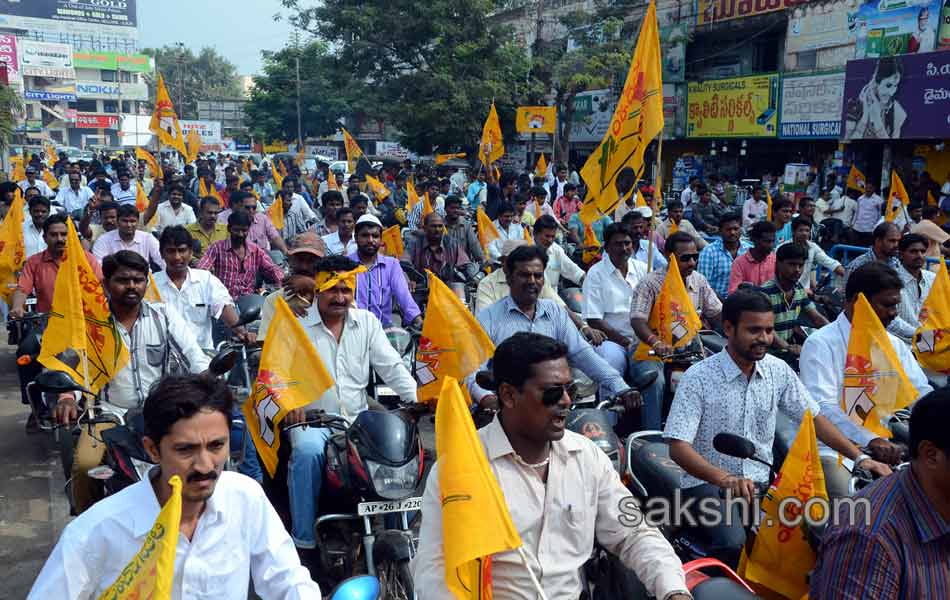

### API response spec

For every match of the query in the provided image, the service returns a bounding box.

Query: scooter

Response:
[281,408,425,599]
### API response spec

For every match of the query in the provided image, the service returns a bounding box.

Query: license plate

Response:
[357,496,423,516]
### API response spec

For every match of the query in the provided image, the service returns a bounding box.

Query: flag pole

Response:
[646,133,664,273]
[516,546,550,600]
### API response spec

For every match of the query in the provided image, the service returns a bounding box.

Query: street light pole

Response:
[295,53,302,150]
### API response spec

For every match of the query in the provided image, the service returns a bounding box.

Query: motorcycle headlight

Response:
[367,456,420,500]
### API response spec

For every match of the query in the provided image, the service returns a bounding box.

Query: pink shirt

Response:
[217,210,279,251]
[728,251,776,294]
[552,195,581,223]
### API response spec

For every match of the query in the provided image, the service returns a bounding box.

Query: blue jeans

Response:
[629,358,665,431]
[594,340,630,399]
[288,426,332,548]
[228,408,262,483]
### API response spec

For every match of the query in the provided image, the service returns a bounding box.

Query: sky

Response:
[137,0,296,76]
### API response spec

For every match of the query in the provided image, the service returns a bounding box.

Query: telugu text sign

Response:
[0,34,20,86]
[780,71,845,138]
[75,113,120,129]
[687,74,780,138]
[697,0,806,26]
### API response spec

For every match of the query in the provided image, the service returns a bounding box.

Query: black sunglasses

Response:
[678,253,700,262]
[540,383,578,406]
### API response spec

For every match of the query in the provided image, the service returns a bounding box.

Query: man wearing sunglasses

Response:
[630,231,724,431]
[414,332,691,600]
[472,245,641,411]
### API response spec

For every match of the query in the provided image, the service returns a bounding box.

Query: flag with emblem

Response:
[479,102,505,168]
[476,207,501,257]
[843,293,918,437]
[243,296,334,477]
[0,190,26,303]
[579,0,663,224]
[846,165,866,192]
[149,74,187,156]
[913,259,950,374]
[436,376,522,599]
[416,274,495,401]
[381,225,404,258]
[38,218,130,392]
[633,256,702,361]
[515,106,557,134]
[366,175,391,200]
[97,475,182,600]
[885,171,909,223]
[342,128,372,176]
[739,410,827,599]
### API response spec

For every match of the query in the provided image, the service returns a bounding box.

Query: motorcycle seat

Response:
[691,577,761,599]
[628,438,684,500]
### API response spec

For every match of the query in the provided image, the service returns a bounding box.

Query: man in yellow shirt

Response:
[186,197,228,259]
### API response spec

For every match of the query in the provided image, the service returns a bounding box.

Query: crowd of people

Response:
[3,147,948,599]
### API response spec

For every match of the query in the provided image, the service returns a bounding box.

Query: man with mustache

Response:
[91,204,165,270]
[31,375,321,598]
[196,211,285,299]
[53,250,210,513]
[280,255,417,551]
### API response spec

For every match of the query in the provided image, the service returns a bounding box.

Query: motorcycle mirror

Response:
[713,432,757,460]
[208,348,239,376]
[35,369,92,395]
[329,575,380,600]
[474,370,496,391]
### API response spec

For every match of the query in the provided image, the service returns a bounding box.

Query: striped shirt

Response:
[842,247,900,287]
[698,238,751,298]
[810,466,950,599]
[757,279,813,343]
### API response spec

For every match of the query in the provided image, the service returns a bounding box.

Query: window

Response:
[100,70,117,82]
[119,70,133,83]
[74,99,99,112]
[102,100,119,113]
[121,100,134,113]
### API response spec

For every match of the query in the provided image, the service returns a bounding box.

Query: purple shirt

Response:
[347,252,421,328]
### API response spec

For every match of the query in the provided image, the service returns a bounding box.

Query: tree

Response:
[245,41,366,145]
[278,0,532,155]
[141,46,243,120]
[0,84,23,153]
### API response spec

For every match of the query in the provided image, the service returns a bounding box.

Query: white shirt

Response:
[92,229,165,270]
[55,185,94,214]
[889,264,936,344]
[742,198,768,229]
[297,306,417,420]
[852,193,884,233]
[321,231,357,256]
[152,268,234,350]
[28,471,321,600]
[542,242,585,288]
[18,178,53,197]
[779,239,841,290]
[799,313,932,459]
[412,417,689,600]
[680,186,696,207]
[23,220,46,258]
[110,181,139,205]
[487,221,526,262]
[154,201,197,235]
[941,181,950,200]
[582,256,648,338]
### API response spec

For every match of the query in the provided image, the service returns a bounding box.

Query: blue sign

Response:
[235,143,251,151]
[24,89,77,101]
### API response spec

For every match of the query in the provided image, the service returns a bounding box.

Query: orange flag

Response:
[476,206,501,257]
[148,73,187,156]
[633,256,702,361]
[381,225,404,258]
[0,190,26,302]
[268,194,285,230]
[885,171,909,223]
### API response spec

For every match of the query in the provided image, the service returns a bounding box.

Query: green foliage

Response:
[0,84,23,152]
[140,46,242,120]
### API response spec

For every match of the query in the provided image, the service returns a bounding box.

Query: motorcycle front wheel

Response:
[376,558,413,600]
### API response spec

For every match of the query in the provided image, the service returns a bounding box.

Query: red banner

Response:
[76,113,119,129]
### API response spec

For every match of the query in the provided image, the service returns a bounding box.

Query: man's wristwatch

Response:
[854,453,872,468]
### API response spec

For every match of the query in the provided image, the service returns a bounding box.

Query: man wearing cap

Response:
[347,213,422,329]
[18,166,54,198]
[258,232,326,338]
[279,254,417,551]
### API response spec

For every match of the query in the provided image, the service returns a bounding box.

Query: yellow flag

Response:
[149,74,187,156]
[766,188,773,221]
[579,0,663,224]
[582,222,601,264]
[846,165,866,192]
[524,225,534,245]
[844,293,918,437]
[534,153,547,179]
[515,106,557,134]
[407,178,421,211]
[197,178,222,203]
[186,129,202,164]
[135,147,164,181]
[381,225,404,258]
[145,273,163,303]
[295,146,305,167]
[342,128,365,174]
[885,170,909,223]
[913,259,950,373]
[0,191,26,303]
[97,475,182,600]
[633,256,702,361]
[135,181,149,213]
[325,172,339,191]
[417,274,495,400]
[270,161,284,189]
[479,102,505,167]
[422,192,434,220]
[436,376,522,598]
[243,296,335,477]
[268,194,285,230]
[45,143,57,168]
[740,410,827,600]
[42,169,59,190]
[366,175,391,201]
[435,152,467,165]
[278,160,288,178]
[635,189,648,208]
[476,206,501,257]
[38,218,130,393]
[11,162,26,182]
[927,190,937,207]
[668,220,679,234]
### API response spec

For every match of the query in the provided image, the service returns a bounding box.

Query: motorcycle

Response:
[812,271,843,322]
[281,407,425,599]
[10,309,50,426]
[683,558,760,599]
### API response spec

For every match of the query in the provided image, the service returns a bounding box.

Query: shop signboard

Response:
[850,0,946,58]
[841,50,950,140]
[24,77,77,101]
[697,0,805,26]
[264,142,289,153]
[687,74,780,138]
[308,145,339,160]
[73,51,153,73]
[76,113,120,129]
[180,120,222,143]
[375,141,414,160]
[779,71,845,138]
[786,1,853,53]
[0,34,22,87]
[569,89,614,143]
[75,81,148,101]
[18,40,74,79]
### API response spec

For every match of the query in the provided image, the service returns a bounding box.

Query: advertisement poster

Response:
[73,51,152,73]
[786,1,854,53]
[570,89,613,143]
[780,71,846,138]
[24,77,76,101]
[663,83,687,138]
[697,0,804,25]
[0,34,20,87]
[375,141,415,160]
[76,113,120,129]
[687,74,781,138]
[76,81,148,101]
[0,0,137,28]
[842,51,950,140]
[308,145,339,160]
[180,120,222,144]
[658,4,688,82]
[850,0,944,58]
[18,39,74,79]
